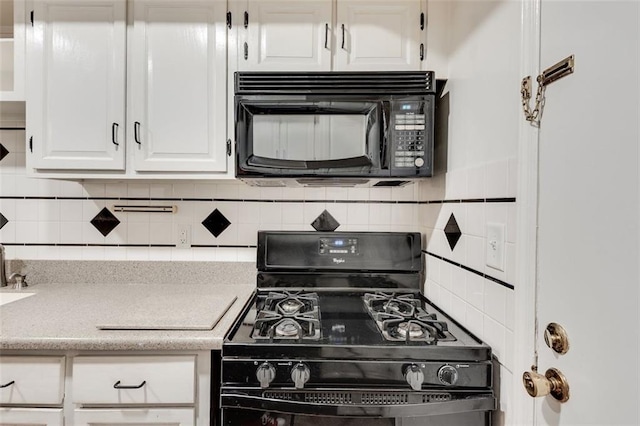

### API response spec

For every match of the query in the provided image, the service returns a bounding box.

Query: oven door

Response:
[235,100,386,176]
[220,388,495,426]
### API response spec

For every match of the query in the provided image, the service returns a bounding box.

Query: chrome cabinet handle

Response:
[1,381,15,388]
[341,24,345,49]
[113,380,146,389]
[324,23,329,49]
[111,123,119,146]
[134,121,141,145]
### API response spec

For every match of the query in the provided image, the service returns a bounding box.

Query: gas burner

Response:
[251,290,321,340]
[277,299,305,315]
[275,318,302,337]
[396,322,426,339]
[364,292,456,343]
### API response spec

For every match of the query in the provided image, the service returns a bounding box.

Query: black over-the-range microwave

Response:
[234,71,436,187]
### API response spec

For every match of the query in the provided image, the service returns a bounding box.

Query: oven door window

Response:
[237,101,383,170]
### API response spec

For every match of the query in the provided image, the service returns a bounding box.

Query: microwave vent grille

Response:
[235,72,434,95]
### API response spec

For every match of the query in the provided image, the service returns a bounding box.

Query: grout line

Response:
[0,243,256,249]
[424,250,515,290]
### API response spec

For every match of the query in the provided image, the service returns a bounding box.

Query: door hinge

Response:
[244,42,248,60]
[244,11,249,28]
[419,43,424,61]
[29,136,33,152]
[30,10,34,26]
[226,139,232,157]
[420,13,425,31]
[226,11,232,29]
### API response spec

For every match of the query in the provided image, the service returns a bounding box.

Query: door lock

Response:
[544,322,570,354]
[522,367,570,403]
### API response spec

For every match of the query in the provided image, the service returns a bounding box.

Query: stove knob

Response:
[290,363,310,389]
[256,362,276,389]
[438,365,459,386]
[404,364,424,391]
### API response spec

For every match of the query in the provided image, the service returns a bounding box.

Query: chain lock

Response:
[521,75,546,127]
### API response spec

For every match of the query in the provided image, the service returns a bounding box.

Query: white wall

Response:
[421,1,521,425]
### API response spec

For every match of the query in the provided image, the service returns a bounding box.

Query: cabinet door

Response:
[0,0,26,101]
[0,408,63,426]
[27,0,126,170]
[240,0,332,71]
[335,0,424,71]
[130,1,227,172]
[73,408,194,426]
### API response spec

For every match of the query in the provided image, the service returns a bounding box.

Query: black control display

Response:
[319,238,359,255]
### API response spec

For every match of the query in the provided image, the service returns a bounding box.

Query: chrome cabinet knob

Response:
[256,362,276,389]
[404,364,424,391]
[290,363,310,389]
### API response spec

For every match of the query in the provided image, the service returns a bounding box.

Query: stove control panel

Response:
[319,238,359,255]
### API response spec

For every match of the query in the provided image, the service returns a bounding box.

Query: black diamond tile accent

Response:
[311,209,340,232]
[202,208,231,238]
[0,144,9,162]
[90,207,120,237]
[444,213,462,250]
[0,212,7,230]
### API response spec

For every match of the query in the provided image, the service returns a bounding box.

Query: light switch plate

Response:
[486,222,505,271]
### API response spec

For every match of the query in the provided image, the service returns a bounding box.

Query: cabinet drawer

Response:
[0,407,64,425]
[73,408,195,425]
[0,356,65,405]
[72,355,196,405]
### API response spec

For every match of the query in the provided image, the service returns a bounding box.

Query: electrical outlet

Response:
[177,224,191,249]
[486,223,505,271]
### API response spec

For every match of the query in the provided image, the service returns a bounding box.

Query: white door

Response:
[130,0,227,172]
[27,0,126,170]
[0,408,63,426]
[73,408,194,426]
[524,1,639,424]
[240,0,332,71]
[334,0,424,71]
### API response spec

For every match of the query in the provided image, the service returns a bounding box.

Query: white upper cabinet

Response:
[27,0,126,170]
[335,0,423,70]
[26,0,229,176]
[130,1,227,172]
[242,0,332,71]
[0,0,26,101]
[237,0,426,71]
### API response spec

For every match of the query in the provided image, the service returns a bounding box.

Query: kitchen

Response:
[0,1,638,426]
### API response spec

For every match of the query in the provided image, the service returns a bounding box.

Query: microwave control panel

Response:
[391,100,428,170]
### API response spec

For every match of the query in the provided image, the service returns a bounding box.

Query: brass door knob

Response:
[522,368,570,402]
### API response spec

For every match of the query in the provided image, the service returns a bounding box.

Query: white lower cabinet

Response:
[0,408,64,426]
[73,408,195,425]
[0,356,65,426]
[0,352,211,426]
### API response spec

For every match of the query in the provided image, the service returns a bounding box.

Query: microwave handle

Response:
[380,102,390,169]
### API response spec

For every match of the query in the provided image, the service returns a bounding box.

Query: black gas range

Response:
[221,231,496,426]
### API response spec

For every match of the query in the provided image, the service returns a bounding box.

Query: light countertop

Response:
[0,261,256,351]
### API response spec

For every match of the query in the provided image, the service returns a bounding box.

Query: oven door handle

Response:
[220,392,496,418]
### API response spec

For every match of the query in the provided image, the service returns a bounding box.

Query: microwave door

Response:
[241,102,379,171]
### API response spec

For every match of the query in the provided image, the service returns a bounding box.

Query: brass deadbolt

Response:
[544,322,570,354]
[522,368,570,403]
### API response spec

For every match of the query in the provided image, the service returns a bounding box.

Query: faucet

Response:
[0,245,26,289]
